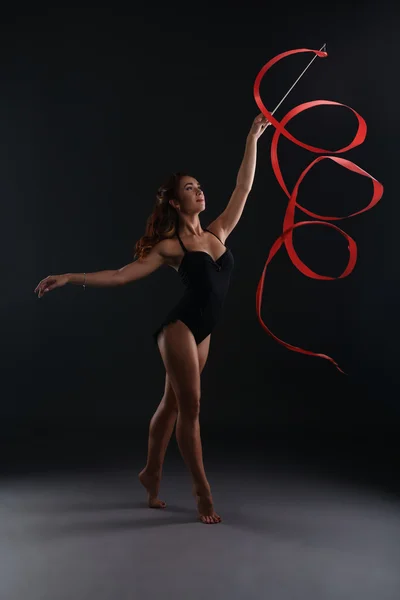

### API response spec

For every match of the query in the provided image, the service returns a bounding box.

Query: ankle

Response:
[143,466,162,478]
[193,484,212,497]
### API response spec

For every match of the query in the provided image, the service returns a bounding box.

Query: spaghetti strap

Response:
[204,228,225,247]
[176,231,187,253]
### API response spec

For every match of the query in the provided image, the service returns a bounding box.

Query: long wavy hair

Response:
[134,172,189,260]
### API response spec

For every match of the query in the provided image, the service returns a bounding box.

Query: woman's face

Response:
[171,176,205,214]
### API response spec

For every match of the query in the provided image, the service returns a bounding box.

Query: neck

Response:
[178,214,203,238]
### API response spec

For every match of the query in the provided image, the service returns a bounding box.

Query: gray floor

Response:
[1,458,400,600]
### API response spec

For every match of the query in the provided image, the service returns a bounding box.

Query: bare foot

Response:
[138,468,166,509]
[192,485,222,524]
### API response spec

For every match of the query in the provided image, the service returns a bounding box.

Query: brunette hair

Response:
[134,172,189,260]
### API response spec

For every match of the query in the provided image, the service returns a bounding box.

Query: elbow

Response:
[235,182,251,194]
[113,271,126,287]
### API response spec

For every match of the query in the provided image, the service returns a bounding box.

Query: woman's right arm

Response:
[115,244,167,285]
[35,243,168,297]
[69,244,167,287]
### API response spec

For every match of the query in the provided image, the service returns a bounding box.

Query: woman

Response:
[34,113,270,524]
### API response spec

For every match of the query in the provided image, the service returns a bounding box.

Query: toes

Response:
[211,514,221,523]
[200,514,222,524]
[149,498,166,509]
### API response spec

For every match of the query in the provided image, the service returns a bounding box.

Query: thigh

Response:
[162,333,211,408]
[157,320,201,409]
[198,334,211,374]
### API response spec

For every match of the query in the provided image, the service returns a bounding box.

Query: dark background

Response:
[1,2,398,466]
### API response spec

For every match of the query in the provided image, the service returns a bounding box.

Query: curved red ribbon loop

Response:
[253,48,384,372]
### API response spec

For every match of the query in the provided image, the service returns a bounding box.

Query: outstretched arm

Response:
[68,244,166,287]
[209,114,270,240]
[35,243,167,297]
[115,245,166,284]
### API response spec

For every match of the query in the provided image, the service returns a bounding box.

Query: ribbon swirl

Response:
[253,48,384,373]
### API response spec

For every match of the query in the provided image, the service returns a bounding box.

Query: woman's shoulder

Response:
[154,237,181,268]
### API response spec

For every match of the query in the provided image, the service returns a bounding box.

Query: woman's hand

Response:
[248,113,271,140]
[34,274,70,298]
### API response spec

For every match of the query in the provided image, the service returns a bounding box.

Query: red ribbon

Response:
[253,48,384,373]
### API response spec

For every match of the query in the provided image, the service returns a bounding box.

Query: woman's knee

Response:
[175,387,201,419]
[162,376,178,412]
[162,389,178,413]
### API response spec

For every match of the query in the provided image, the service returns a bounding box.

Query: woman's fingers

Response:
[36,276,62,297]
[34,280,44,293]
[35,277,51,297]
[35,276,49,294]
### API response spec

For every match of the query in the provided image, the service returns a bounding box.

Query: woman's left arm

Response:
[210,114,270,240]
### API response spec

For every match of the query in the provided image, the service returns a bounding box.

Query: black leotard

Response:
[153,229,234,345]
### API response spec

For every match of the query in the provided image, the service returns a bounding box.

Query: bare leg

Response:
[139,377,178,508]
[157,323,221,524]
[139,335,211,509]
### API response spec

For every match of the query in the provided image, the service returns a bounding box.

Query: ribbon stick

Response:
[269,44,327,119]
[253,48,384,373]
